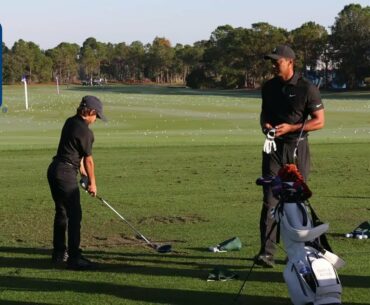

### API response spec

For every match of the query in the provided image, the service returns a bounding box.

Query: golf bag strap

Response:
[297,203,308,226]
[307,201,333,252]
[276,220,280,244]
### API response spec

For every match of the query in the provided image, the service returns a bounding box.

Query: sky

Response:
[0,0,369,50]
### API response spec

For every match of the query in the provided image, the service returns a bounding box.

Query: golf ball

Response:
[356,235,363,239]
[345,233,353,238]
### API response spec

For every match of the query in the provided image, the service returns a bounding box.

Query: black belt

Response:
[275,136,307,144]
[53,157,76,168]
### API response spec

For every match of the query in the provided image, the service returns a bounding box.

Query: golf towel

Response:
[208,236,242,252]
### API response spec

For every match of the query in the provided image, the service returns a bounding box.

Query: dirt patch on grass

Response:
[84,233,185,249]
[84,234,143,248]
[138,214,209,225]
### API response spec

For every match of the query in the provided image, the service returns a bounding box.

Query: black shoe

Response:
[67,256,94,270]
[254,254,275,268]
[51,250,68,264]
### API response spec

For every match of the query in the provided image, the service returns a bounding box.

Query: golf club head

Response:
[155,244,172,253]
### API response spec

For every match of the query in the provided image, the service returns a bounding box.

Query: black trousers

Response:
[259,138,310,257]
[47,160,82,259]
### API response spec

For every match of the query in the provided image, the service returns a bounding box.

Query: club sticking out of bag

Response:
[80,177,171,253]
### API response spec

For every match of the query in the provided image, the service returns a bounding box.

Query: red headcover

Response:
[277,164,312,200]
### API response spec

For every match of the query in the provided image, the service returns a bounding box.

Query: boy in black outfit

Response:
[47,95,107,270]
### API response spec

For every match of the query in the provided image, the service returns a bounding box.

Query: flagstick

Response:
[56,76,60,95]
[23,78,29,110]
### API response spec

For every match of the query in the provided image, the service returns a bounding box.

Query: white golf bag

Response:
[275,200,344,305]
[257,164,344,305]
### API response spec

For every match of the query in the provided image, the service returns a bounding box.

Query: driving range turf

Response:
[0,84,370,305]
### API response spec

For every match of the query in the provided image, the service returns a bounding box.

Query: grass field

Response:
[0,84,370,305]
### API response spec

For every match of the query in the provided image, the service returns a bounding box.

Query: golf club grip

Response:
[96,195,152,245]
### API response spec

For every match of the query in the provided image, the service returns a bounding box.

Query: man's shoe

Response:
[254,254,275,268]
[67,256,94,270]
[51,250,68,264]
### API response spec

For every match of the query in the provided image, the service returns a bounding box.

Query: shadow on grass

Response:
[0,274,368,305]
[0,245,248,266]
[0,246,258,280]
[0,245,369,305]
[66,84,261,99]
[0,301,57,305]
[0,246,283,281]
[321,195,370,200]
[0,274,291,305]
[0,246,50,255]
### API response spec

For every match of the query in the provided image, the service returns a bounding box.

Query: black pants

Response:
[259,138,310,257]
[47,160,81,259]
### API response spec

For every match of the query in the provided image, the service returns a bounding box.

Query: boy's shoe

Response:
[51,250,68,264]
[67,255,95,270]
[254,254,275,268]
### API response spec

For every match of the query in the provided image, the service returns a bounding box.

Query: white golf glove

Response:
[263,128,277,154]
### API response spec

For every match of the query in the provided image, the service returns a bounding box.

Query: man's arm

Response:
[83,155,97,196]
[274,109,324,137]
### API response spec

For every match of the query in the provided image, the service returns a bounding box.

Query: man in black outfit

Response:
[255,45,325,267]
[47,95,107,270]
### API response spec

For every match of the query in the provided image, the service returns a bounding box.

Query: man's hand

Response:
[262,123,273,134]
[87,184,97,197]
[274,123,295,137]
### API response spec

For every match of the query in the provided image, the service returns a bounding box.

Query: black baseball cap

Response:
[80,95,107,122]
[264,45,296,60]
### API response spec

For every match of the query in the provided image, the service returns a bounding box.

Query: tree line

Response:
[2,4,369,89]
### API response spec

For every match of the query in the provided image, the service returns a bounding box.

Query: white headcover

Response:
[280,202,329,242]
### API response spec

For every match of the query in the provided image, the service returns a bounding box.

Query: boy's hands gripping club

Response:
[80,175,96,196]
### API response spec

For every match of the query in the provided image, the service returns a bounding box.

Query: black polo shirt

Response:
[261,72,323,140]
[54,115,94,169]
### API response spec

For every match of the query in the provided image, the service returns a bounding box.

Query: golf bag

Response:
[257,164,344,305]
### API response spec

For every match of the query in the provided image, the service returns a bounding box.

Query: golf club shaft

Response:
[96,195,153,246]
[293,80,320,164]
[293,118,307,164]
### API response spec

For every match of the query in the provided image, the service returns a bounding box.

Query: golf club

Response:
[95,195,172,253]
[293,80,321,164]
[80,177,171,253]
[293,118,307,164]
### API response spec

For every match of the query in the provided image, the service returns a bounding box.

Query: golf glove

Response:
[263,128,277,154]
[80,175,89,190]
